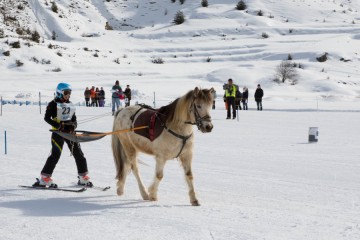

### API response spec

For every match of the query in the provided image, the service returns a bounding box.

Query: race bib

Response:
[56,103,75,121]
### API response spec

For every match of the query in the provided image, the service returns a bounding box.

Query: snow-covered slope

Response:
[1,0,360,102]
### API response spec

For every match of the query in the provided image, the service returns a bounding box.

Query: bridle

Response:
[185,101,212,131]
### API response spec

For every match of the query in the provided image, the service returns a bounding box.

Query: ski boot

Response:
[33,175,58,188]
[77,175,93,187]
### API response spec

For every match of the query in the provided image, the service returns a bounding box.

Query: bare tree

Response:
[275,60,298,83]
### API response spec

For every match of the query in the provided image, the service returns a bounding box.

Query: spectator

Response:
[235,89,242,110]
[98,87,105,107]
[124,85,132,107]
[254,84,264,110]
[95,87,100,107]
[211,89,217,109]
[84,87,91,107]
[90,86,96,107]
[224,78,237,119]
[111,80,123,115]
[242,87,248,110]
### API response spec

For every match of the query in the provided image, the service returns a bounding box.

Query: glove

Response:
[57,122,65,132]
[65,122,77,133]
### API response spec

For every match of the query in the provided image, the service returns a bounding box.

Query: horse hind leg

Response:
[131,158,149,200]
[112,134,130,196]
[148,158,166,201]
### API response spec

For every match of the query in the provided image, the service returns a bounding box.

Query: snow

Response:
[1,0,360,239]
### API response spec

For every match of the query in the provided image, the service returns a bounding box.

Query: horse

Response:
[111,87,214,206]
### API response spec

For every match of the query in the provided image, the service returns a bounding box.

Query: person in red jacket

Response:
[33,83,93,188]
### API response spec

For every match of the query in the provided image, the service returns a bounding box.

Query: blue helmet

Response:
[56,82,72,98]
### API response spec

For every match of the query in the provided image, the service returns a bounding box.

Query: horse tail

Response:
[112,113,126,180]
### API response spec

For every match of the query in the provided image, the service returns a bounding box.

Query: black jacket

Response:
[44,98,77,132]
[242,90,248,100]
[124,88,131,100]
[254,88,264,100]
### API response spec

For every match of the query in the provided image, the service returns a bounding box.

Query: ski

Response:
[19,185,87,193]
[72,182,111,191]
[88,185,111,191]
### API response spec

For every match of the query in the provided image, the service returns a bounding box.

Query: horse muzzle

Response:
[200,122,213,133]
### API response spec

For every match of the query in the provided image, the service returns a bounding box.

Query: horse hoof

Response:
[191,200,200,206]
[149,196,157,201]
[142,194,150,200]
[117,189,124,196]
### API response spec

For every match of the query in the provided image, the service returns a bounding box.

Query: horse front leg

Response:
[180,153,200,206]
[148,158,166,201]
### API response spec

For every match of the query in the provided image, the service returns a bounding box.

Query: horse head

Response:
[190,87,214,133]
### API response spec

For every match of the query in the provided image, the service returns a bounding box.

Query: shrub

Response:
[93,52,99,57]
[105,22,113,30]
[51,2,58,13]
[0,28,4,38]
[171,0,176,2]
[56,51,62,57]
[236,0,247,10]
[152,57,164,64]
[31,30,40,43]
[287,54,293,60]
[52,30,56,40]
[16,60,24,67]
[30,57,39,63]
[48,43,54,49]
[16,28,24,35]
[316,53,328,62]
[52,67,62,72]
[201,0,208,7]
[10,41,21,48]
[275,60,298,83]
[257,10,263,16]
[179,0,185,4]
[261,32,269,38]
[206,56,211,62]
[3,51,10,56]
[173,11,185,25]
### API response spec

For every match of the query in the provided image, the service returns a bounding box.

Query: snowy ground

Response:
[1,101,360,240]
[1,0,360,239]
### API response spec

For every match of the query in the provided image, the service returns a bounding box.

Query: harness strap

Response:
[165,127,193,158]
[149,113,157,141]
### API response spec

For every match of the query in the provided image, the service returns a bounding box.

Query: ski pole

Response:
[4,130,7,155]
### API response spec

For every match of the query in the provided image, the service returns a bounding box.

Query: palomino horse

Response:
[111,87,214,206]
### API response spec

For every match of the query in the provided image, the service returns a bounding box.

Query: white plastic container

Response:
[308,127,319,142]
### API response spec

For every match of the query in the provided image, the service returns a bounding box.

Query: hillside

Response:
[1,0,360,103]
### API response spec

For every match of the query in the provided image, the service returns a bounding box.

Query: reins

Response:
[72,125,149,137]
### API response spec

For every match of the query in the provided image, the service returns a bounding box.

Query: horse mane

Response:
[160,88,213,125]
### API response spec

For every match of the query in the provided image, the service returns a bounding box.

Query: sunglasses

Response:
[62,90,72,96]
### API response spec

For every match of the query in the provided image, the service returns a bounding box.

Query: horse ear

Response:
[193,87,200,97]
[209,87,215,94]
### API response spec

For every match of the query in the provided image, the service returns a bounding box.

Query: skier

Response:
[33,83,93,188]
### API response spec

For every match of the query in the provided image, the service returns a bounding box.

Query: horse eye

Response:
[196,105,202,109]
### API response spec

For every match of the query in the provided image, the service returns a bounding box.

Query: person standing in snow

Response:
[98,87,105,107]
[242,86,248,110]
[211,89,217,109]
[224,78,237,119]
[33,83,92,188]
[84,87,91,107]
[124,85,131,107]
[111,80,123,115]
[254,84,264,110]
